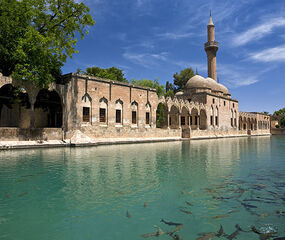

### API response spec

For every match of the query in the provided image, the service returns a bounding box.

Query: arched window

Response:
[99,97,108,123]
[131,101,138,125]
[215,107,219,126]
[115,99,123,124]
[210,106,214,126]
[145,102,151,125]
[231,109,233,127]
[234,110,237,127]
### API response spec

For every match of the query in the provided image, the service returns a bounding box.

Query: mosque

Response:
[0,15,270,143]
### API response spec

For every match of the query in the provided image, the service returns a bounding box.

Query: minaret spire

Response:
[204,13,219,81]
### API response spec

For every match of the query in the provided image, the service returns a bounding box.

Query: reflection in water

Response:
[0,136,284,240]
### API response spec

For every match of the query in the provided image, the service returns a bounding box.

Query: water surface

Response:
[1,136,285,239]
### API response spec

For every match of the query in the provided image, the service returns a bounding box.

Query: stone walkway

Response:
[0,137,182,150]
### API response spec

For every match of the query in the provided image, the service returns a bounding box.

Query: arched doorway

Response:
[0,84,30,127]
[169,105,179,129]
[180,106,189,128]
[200,109,207,130]
[34,89,62,128]
[190,108,199,130]
[156,102,168,128]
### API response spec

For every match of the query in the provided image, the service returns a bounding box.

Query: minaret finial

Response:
[210,10,211,17]
[196,67,199,75]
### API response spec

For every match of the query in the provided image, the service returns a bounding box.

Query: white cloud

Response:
[218,65,259,88]
[249,45,285,62]
[233,17,285,46]
[156,32,193,40]
[123,52,168,68]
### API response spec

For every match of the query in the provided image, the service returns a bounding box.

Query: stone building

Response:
[0,15,270,142]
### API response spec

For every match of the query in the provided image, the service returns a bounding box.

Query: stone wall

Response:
[0,128,63,141]
[271,128,285,135]
[62,74,159,133]
[78,126,181,139]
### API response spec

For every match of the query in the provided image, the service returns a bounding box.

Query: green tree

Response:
[164,90,175,98]
[131,79,165,97]
[173,67,194,91]
[156,103,165,128]
[273,108,285,128]
[86,67,128,83]
[0,0,95,87]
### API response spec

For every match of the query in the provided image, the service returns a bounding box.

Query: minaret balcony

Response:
[204,41,219,50]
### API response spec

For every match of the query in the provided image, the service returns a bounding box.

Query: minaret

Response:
[204,12,219,81]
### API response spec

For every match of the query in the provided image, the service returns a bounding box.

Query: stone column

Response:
[197,116,200,130]
[20,81,39,129]
[168,112,171,129]
[178,113,181,129]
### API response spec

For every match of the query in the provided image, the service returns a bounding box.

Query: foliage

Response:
[173,67,194,92]
[275,125,280,128]
[164,91,175,98]
[0,0,95,87]
[166,81,175,92]
[156,103,165,128]
[273,108,285,128]
[86,67,128,83]
[273,108,285,116]
[131,79,165,97]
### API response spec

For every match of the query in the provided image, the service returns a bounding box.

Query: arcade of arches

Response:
[0,84,62,128]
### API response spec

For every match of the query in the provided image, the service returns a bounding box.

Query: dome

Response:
[206,77,230,94]
[217,83,229,94]
[185,75,230,95]
[175,91,184,96]
[185,75,212,89]
[205,77,222,92]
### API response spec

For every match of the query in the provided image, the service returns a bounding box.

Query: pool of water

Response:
[1,136,285,240]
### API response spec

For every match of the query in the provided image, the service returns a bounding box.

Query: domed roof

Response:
[205,77,222,92]
[175,91,184,96]
[185,75,212,89]
[186,75,230,95]
[217,83,229,94]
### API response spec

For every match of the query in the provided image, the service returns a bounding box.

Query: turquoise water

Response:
[1,136,285,240]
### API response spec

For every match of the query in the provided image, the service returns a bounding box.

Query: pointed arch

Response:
[115,99,123,124]
[99,97,108,123]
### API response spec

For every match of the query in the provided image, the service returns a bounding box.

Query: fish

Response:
[260,232,278,240]
[170,233,183,240]
[227,229,239,240]
[20,174,35,178]
[243,198,263,202]
[227,209,239,214]
[273,237,285,240]
[18,192,28,197]
[251,226,261,234]
[185,201,193,206]
[161,219,183,226]
[216,225,224,237]
[179,209,192,215]
[126,210,131,218]
[196,232,216,240]
[203,188,218,194]
[141,227,164,239]
[212,214,229,219]
[144,202,148,208]
[241,202,257,209]
[167,224,184,235]
[16,179,28,183]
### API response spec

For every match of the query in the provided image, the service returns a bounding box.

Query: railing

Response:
[204,41,219,49]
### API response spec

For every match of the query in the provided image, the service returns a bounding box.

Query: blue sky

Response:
[63,0,285,113]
